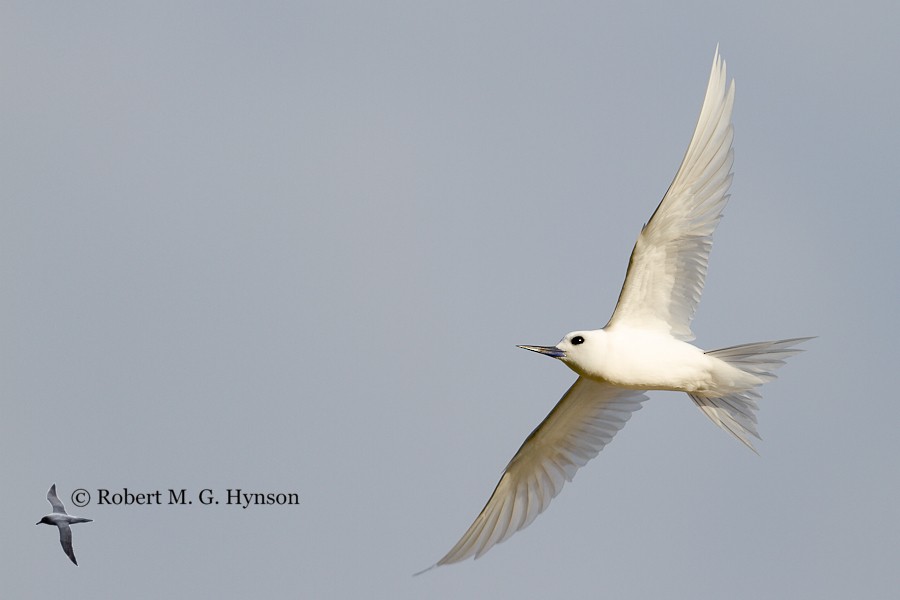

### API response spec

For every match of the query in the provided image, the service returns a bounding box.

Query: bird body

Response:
[419,48,812,573]
[37,514,93,527]
[555,328,721,391]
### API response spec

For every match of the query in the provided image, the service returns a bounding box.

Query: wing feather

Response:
[606,48,735,340]
[59,523,77,565]
[47,483,67,515]
[433,378,646,566]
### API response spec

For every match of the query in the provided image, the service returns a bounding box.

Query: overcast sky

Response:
[3,2,899,598]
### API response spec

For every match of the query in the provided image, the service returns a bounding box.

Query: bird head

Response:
[518,330,599,376]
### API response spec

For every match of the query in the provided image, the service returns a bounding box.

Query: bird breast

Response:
[576,329,714,392]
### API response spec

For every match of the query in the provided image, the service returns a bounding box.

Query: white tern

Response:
[419,48,811,572]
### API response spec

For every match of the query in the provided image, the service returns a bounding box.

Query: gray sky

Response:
[3,2,899,598]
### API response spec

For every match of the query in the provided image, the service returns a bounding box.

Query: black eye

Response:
[571,336,585,345]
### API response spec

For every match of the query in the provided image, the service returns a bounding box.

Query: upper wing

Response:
[58,523,78,565]
[47,483,67,514]
[605,48,735,341]
[432,377,646,567]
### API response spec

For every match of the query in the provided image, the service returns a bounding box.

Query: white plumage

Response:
[420,48,811,572]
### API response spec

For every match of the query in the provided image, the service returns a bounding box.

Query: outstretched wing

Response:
[605,48,735,341]
[47,483,68,515]
[58,523,78,565]
[431,378,646,568]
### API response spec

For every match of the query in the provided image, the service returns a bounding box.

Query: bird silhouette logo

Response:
[36,484,93,566]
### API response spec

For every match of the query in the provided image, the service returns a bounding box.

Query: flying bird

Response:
[36,484,93,566]
[421,48,811,572]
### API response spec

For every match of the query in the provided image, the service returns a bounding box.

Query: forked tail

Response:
[688,337,813,452]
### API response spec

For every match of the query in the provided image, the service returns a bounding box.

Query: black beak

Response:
[517,345,566,359]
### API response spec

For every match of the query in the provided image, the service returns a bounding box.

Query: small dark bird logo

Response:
[36,484,93,566]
